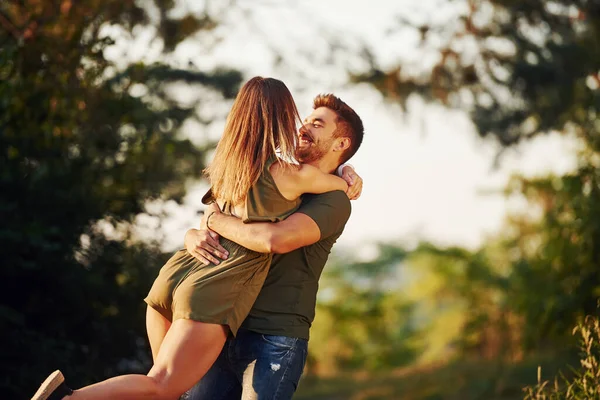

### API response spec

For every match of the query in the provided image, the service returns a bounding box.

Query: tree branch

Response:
[0,10,21,39]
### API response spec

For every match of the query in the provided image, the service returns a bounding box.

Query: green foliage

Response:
[355,0,600,146]
[503,161,600,347]
[355,0,600,353]
[524,312,600,399]
[405,243,516,361]
[300,1,600,395]
[0,1,241,397]
[309,245,419,374]
[310,241,515,373]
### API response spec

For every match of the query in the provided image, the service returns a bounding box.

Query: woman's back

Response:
[204,77,299,211]
[203,156,301,223]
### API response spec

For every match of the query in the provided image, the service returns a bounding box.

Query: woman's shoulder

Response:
[268,158,300,176]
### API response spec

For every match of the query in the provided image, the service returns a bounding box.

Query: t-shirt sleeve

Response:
[296,190,351,239]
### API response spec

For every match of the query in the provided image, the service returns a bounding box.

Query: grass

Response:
[294,354,575,400]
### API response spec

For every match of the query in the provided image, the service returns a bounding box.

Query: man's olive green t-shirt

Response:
[240,190,351,340]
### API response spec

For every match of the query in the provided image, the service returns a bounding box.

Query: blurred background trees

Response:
[298,0,600,397]
[353,0,600,351]
[0,0,240,397]
[2,0,599,399]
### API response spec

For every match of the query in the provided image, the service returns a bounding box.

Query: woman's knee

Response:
[147,368,183,400]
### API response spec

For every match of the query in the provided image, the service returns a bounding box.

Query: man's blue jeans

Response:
[185,329,308,400]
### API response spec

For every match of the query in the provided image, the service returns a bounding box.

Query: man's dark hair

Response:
[313,94,364,164]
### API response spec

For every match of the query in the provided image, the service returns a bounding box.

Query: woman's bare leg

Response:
[66,320,227,400]
[146,306,171,361]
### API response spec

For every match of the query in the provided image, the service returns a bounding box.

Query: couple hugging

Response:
[33,76,364,400]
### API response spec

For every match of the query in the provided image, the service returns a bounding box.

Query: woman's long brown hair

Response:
[204,77,300,205]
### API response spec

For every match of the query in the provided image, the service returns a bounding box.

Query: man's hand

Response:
[184,228,229,265]
[341,166,363,200]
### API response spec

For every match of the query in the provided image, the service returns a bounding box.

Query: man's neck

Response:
[306,155,339,174]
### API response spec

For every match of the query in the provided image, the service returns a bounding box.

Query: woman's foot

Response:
[31,370,73,400]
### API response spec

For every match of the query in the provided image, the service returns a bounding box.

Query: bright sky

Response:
[126,0,580,254]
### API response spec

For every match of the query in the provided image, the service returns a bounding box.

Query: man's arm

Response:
[184,208,320,264]
[187,167,359,263]
[206,204,321,254]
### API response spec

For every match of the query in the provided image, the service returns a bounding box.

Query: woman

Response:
[32,77,349,400]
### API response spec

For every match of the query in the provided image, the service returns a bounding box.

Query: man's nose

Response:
[299,124,309,134]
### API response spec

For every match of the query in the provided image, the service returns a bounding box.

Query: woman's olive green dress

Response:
[144,158,300,336]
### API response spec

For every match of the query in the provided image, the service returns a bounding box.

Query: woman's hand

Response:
[341,166,363,200]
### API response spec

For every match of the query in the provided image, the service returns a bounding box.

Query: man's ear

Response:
[334,137,351,153]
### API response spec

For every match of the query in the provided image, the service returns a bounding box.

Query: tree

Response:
[0,1,241,397]
[356,0,599,146]
[308,245,420,374]
[356,0,600,348]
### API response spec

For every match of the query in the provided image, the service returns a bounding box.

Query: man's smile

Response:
[298,132,313,146]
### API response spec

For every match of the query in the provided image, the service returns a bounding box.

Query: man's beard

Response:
[295,138,332,163]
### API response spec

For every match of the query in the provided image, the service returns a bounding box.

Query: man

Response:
[184,93,364,399]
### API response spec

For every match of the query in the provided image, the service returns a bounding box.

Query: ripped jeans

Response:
[185,329,308,400]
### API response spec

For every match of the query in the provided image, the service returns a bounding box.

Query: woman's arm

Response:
[338,165,363,200]
[296,163,348,195]
[271,162,348,200]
